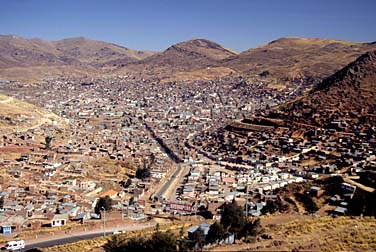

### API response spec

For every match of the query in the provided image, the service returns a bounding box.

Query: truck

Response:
[1,240,25,251]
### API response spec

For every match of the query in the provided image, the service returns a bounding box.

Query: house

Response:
[51,214,68,227]
[188,223,210,239]
[333,206,347,216]
[341,183,356,198]
[151,170,166,179]
[99,189,118,199]
[310,186,324,197]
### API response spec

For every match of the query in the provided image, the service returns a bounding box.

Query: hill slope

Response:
[273,50,376,126]
[0,93,64,134]
[117,39,238,80]
[0,35,154,82]
[218,37,376,80]
[140,38,237,69]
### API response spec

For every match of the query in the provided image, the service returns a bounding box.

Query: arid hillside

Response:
[0,93,64,134]
[271,50,376,126]
[0,35,154,82]
[116,38,238,80]
[218,37,376,80]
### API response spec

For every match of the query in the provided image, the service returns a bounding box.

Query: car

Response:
[1,240,25,251]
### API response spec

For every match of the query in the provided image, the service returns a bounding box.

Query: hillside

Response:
[139,38,237,68]
[272,50,376,126]
[51,37,154,66]
[0,93,64,134]
[214,216,376,252]
[117,39,238,80]
[2,35,376,83]
[0,35,154,82]
[218,37,376,80]
[0,35,153,67]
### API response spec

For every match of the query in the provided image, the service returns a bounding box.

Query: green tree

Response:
[95,196,113,215]
[135,167,151,180]
[206,221,225,245]
[220,200,245,234]
[103,235,127,252]
[148,231,177,252]
[122,237,148,252]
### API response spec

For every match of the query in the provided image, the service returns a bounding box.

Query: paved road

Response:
[20,221,156,251]
[25,232,104,250]
[154,164,183,200]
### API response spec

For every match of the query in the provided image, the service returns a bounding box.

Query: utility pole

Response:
[101,207,106,237]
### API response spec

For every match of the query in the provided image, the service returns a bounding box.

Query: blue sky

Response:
[0,0,375,52]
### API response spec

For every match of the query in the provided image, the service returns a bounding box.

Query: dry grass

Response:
[266,216,376,251]
[211,216,376,251]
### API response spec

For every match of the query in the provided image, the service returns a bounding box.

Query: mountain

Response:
[139,38,237,68]
[217,37,376,80]
[116,39,238,80]
[51,37,154,66]
[2,35,376,83]
[0,35,62,68]
[271,50,376,126]
[0,35,154,68]
[0,35,154,82]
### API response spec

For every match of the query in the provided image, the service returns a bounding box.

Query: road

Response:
[21,221,156,250]
[154,164,183,200]
[25,232,104,250]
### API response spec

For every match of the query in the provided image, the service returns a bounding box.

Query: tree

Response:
[261,200,282,215]
[103,231,177,252]
[220,200,245,233]
[122,237,148,252]
[191,227,205,251]
[206,221,225,245]
[45,136,53,149]
[124,178,132,188]
[0,196,4,209]
[240,218,261,239]
[95,196,112,215]
[135,167,151,180]
[148,231,177,252]
[103,235,128,252]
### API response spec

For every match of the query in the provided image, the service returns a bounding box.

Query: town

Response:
[0,69,373,245]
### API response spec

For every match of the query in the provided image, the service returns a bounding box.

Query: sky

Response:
[0,0,375,52]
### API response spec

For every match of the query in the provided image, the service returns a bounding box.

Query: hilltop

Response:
[217,37,376,80]
[116,38,237,80]
[1,35,376,83]
[0,35,154,82]
[0,35,153,67]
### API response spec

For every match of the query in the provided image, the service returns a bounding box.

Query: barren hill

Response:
[0,93,64,134]
[117,39,238,80]
[139,38,237,69]
[271,50,376,126]
[0,35,153,67]
[218,37,376,80]
[52,37,154,66]
[0,35,154,82]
